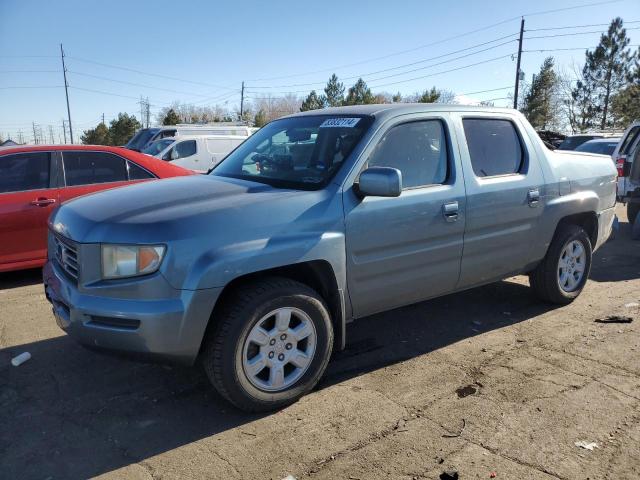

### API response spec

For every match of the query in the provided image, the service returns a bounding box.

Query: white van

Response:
[126,125,257,151]
[146,135,248,172]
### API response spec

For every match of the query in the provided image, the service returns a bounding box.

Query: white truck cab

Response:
[152,135,249,172]
[126,125,257,152]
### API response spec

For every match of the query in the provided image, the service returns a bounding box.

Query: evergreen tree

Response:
[300,90,326,111]
[162,108,181,125]
[81,122,110,145]
[611,84,640,126]
[324,74,345,107]
[392,92,402,103]
[344,78,375,105]
[254,109,268,128]
[108,113,141,146]
[575,17,633,129]
[418,87,441,103]
[521,57,559,129]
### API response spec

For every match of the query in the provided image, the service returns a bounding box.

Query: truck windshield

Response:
[142,138,175,156]
[211,115,372,189]
[125,128,160,151]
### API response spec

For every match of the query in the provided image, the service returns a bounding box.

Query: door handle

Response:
[442,201,459,222]
[30,197,56,207]
[527,189,540,207]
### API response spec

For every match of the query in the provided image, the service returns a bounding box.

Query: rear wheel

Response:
[202,277,333,412]
[530,224,592,304]
[627,202,640,225]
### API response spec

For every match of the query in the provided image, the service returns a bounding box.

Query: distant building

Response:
[1,139,20,147]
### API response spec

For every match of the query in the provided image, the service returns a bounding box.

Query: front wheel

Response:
[202,277,333,412]
[529,224,592,304]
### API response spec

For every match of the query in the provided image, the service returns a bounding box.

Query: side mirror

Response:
[357,167,402,197]
[170,149,179,161]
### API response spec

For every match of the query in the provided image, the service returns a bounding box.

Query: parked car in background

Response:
[141,137,175,156]
[125,125,257,152]
[557,134,605,150]
[44,105,616,412]
[150,135,248,172]
[613,121,640,222]
[574,137,621,156]
[0,145,194,273]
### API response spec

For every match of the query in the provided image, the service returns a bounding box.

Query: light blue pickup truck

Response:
[44,105,617,411]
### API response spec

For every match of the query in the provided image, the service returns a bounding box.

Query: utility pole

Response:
[49,125,55,144]
[18,130,24,144]
[32,122,38,145]
[513,17,525,110]
[102,113,105,125]
[240,81,245,120]
[62,120,67,144]
[145,98,150,128]
[60,44,74,143]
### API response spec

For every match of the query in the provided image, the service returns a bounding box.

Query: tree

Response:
[392,92,402,103]
[576,17,634,129]
[344,78,375,105]
[418,87,441,103]
[300,90,326,111]
[81,122,110,145]
[611,84,640,126]
[254,109,268,128]
[521,57,560,129]
[162,108,181,126]
[324,74,345,107]
[108,113,141,146]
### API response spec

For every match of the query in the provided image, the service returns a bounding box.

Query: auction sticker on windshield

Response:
[320,118,361,128]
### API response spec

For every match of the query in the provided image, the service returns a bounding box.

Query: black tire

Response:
[628,202,640,225]
[529,224,592,305]
[201,277,333,412]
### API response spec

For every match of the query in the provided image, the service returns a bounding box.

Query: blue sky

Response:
[1,0,639,142]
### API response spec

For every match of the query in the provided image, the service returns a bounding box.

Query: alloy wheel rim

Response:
[242,307,317,392]
[557,239,587,292]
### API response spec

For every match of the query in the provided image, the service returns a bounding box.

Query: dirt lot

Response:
[1,204,639,480]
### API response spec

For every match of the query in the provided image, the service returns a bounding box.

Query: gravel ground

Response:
[1,204,639,480]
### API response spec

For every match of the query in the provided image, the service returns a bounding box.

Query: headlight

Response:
[101,245,166,279]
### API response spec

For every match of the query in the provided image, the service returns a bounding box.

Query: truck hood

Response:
[50,175,327,243]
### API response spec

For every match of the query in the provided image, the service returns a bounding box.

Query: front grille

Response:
[53,234,80,282]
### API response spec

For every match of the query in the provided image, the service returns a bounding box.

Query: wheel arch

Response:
[554,211,598,247]
[197,260,345,360]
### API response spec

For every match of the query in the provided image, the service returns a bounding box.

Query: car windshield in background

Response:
[575,140,620,156]
[125,128,160,151]
[557,135,600,150]
[212,115,373,189]
[142,138,175,156]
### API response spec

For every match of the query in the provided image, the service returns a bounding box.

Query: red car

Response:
[0,145,194,273]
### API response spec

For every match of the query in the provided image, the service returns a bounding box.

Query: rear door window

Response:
[62,151,128,186]
[620,126,640,155]
[463,119,524,177]
[0,152,50,193]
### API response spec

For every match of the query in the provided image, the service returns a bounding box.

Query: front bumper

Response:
[43,260,221,365]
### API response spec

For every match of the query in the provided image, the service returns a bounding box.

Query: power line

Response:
[67,56,237,92]
[524,26,640,40]
[247,34,518,90]
[0,85,62,89]
[242,0,622,83]
[0,70,59,73]
[523,43,640,53]
[67,70,221,98]
[369,53,515,89]
[525,19,640,31]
